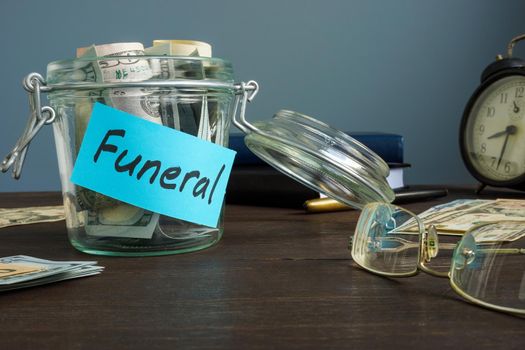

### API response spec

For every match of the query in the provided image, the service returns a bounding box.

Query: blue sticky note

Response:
[71,103,236,228]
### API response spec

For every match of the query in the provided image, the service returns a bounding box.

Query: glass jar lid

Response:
[233,92,395,209]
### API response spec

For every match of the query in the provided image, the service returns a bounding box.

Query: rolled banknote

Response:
[146,40,215,142]
[74,42,159,152]
[74,42,161,239]
[146,40,220,240]
[77,42,160,124]
[73,41,220,240]
[85,205,159,239]
[145,40,208,80]
[150,40,212,57]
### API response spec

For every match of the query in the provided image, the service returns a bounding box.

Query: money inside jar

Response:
[43,40,235,254]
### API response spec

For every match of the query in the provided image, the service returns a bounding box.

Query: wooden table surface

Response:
[0,188,524,349]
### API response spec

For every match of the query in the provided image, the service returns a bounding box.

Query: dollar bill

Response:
[473,222,525,242]
[145,40,221,143]
[75,42,161,157]
[399,199,492,232]
[398,199,525,234]
[150,40,212,57]
[145,40,208,80]
[428,199,525,233]
[197,96,211,141]
[145,50,205,80]
[0,205,64,229]
[74,42,164,239]
[145,40,221,240]
[72,41,220,240]
[0,263,43,278]
[0,255,103,291]
[145,40,214,144]
[85,205,159,239]
[76,42,160,132]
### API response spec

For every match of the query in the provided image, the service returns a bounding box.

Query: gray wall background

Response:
[1,0,524,192]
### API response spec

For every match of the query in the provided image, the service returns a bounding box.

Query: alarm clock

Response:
[460,34,525,193]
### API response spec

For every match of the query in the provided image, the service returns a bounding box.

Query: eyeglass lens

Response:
[450,222,525,313]
[351,202,423,276]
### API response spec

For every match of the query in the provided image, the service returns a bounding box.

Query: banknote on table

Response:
[396,199,492,233]
[0,255,103,292]
[0,205,64,229]
[427,199,525,233]
[473,221,525,243]
[398,199,525,237]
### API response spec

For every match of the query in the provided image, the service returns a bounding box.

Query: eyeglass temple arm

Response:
[432,237,525,255]
[478,247,525,255]
[419,246,525,279]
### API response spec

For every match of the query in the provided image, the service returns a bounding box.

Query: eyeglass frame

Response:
[350,202,525,316]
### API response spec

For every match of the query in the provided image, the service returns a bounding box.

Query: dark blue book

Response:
[226,162,410,207]
[229,132,404,165]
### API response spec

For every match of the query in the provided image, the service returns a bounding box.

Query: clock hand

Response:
[488,129,507,139]
[487,125,517,139]
[495,125,517,170]
[496,133,510,170]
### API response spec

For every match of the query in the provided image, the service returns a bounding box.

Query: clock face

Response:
[464,75,525,183]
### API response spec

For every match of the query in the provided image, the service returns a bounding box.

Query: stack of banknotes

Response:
[72,40,218,240]
[0,255,103,292]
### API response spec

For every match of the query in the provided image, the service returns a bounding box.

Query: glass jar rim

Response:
[46,55,235,87]
[48,55,232,66]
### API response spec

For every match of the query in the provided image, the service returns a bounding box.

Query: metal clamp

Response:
[232,80,259,134]
[1,73,56,179]
[2,72,259,179]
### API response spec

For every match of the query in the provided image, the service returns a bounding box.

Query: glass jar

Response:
[42,55,242,256]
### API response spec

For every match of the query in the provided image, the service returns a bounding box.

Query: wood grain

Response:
[0,189,523,350]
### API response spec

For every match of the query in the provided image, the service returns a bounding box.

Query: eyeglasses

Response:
[350,202,525,315]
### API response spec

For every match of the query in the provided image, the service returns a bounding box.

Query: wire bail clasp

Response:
[1,73,56,179]
[232,80,259,134]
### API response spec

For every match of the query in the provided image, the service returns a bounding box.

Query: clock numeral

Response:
[500,92,508,104]
[486,107,495,117]
[478,124,485,133]
[516,87,524,98]
[480,143,486,153]
[489,157,512,173]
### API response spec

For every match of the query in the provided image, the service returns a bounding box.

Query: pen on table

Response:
[303,188,449,213]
